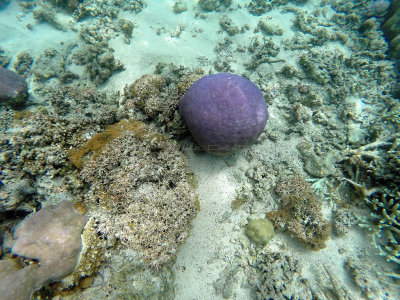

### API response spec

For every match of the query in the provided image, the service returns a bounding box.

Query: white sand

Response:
[0,1,76,63]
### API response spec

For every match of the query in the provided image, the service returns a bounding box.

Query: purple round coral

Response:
[179,73,268,155]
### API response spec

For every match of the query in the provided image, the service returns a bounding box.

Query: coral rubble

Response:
[249,247,315,299]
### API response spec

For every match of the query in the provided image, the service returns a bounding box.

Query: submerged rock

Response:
[0,201,88,300]
[0,67,28,107]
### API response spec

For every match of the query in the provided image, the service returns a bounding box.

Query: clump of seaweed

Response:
[267,175,330,250]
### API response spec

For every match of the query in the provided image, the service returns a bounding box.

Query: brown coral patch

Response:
[268,175,331,250]
[68,119,147,168]
[78,120,199,268]
[130,74,166,100]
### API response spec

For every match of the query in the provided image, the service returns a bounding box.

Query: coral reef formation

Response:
[0,75,199,297]
[267,176,330,250]
[245,218,275,246]
[179,73,268,155]
[383,0,400,60]
[13,52,33,77]
[0,201,87,300]
[198,0,231,12]
[73,26,124,84]
[248,247,315,299]
[219,15,240,36]
[0,67,28,107]
[1,0,400,297]
[247,0,271,16]
[72,119,199,268]
[0,85,118,215]
[173,0,187,14]
[123,64,205,138]
[32,44,77,82]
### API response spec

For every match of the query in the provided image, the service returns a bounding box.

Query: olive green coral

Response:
[267,176,330,250]
[246,219,275,246]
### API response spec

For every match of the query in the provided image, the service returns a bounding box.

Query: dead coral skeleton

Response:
[340,132,400,197]
[341,132,400,285]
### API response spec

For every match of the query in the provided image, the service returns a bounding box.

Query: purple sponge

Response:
[0,67,28,107]
[179,73,268,155]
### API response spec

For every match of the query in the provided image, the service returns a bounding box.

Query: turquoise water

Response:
[0,1,399,299]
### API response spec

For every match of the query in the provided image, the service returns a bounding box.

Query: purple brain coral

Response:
[179,73,268,154]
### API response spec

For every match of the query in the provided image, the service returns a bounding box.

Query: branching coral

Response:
[364,190,400,283]
[342,133,400,284]
[343,133,400,192]
[123,65,205,137]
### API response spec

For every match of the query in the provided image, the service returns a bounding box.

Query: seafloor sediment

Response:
[0,0,399,299]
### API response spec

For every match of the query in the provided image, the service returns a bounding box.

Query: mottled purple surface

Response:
[0,66,28,107]
[179,73,268,155]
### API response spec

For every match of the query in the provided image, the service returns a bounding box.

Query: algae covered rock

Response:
[246,218,275,245]
[0,66,28,107]
[75,119,199,268]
